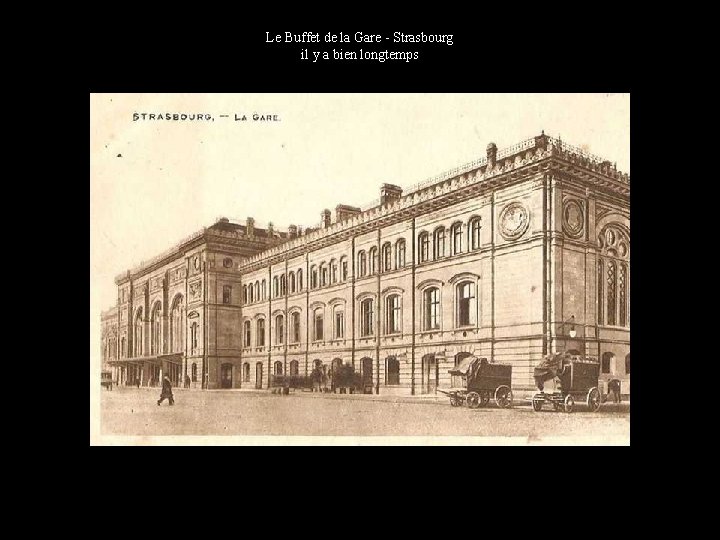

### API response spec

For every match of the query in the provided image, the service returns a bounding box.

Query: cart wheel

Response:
[450,396,461,407]
[466,391,481,409]
[532,398,543,412]
[495,386,513,408]
[587,387,601,412]
[480,391,491,406]
[552,402,560,411]
[564,394,575,413]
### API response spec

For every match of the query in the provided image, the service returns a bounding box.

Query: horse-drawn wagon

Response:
[438,356,513,409]
[529,353,601,413]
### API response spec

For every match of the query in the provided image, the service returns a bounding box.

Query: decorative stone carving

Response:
[563,199,585,238]
[499,202,530,241]
[189,280,202,300]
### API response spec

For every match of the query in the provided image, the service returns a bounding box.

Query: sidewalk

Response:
[108,384,629,410]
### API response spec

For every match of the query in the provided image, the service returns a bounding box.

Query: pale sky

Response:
[90,93,630,316]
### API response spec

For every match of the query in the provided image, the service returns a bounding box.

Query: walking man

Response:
[157,375,175,406]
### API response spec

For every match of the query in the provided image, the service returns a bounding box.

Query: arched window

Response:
[369,247,378,275]
[386,356,400,385]
[598,225,630,328]
[243,320,251,347]
[313,308,324,341]
[297,269,303,291]
[619,264,627,327]
[191,362,198,382]
[320,263,327,286]
[607,261,617,326]
[625,354,630,375]
[451,222,463,255]
[274,361,283,375]
[311,265,318,289]
[170,296,184,353]
[248,283,254,303]
[360,298,374,337]
[597,260,604,326]
[290,360,299,376]
[280,274,286,296]
[121,337,126,358]
[134,308,143,357]
[601,352,613,374]
[382,242,392,272]
[395,239,406,268]
[190,322,198,354]
[243,362,250,382]
[330,259,338,284]
[291,312,301,343]
[358,251,367,277]
[433,227,445,260]
[243,285,248,304]
[469,217,482,250]
[340,257,348,281]
[386,294,401,334]
[289,272,296,293]
[256,318,265,347]
[151,302,161,355]
[424,287,440,330]
[273,276,279,297]
[255,362,263,389]
[275,314,284,345]
[456,281,476,327]
[261,280,266,300]
[418,232,429,263]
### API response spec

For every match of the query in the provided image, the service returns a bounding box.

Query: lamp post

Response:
[558,315,577,352]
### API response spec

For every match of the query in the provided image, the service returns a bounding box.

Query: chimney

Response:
[288,225,298,239]
[335,204,362,223]
[321,209,331,228]
[486,143,497,168]
[246,217,255,237]
[380,183,403,206]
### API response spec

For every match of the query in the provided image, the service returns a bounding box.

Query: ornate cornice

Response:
[239,134,629,273]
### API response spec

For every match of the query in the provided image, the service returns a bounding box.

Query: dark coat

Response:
[161,377,173,398]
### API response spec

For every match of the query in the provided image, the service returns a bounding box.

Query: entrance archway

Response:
[361,357,373,393]
[422,354,438,394]
[255,362,263,389]
[220,363,233,389]
[453,352,472,388]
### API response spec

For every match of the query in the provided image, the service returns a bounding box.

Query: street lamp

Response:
[560,315,577,339]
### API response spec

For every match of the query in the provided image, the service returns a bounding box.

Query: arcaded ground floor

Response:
[99,387,630,443]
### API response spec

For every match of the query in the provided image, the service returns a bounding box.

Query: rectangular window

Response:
[361,300,374,337]
[276,317,284,345]
[458,282,476,326]
[257,320,265,347]
[314,312,324,341]
[425,288,440,330]
[292,313,301,343]
[244,322,251,347]
[386,296,401,334]
[335,311,344,339]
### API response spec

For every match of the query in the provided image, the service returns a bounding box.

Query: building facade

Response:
[102,133,630,396]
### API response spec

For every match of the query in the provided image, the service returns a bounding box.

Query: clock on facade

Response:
[499,202,529,240]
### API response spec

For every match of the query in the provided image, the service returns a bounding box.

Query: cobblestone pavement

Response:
[99,387,630,443]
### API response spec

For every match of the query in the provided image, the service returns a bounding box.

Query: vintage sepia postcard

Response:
[90,93,630,445]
